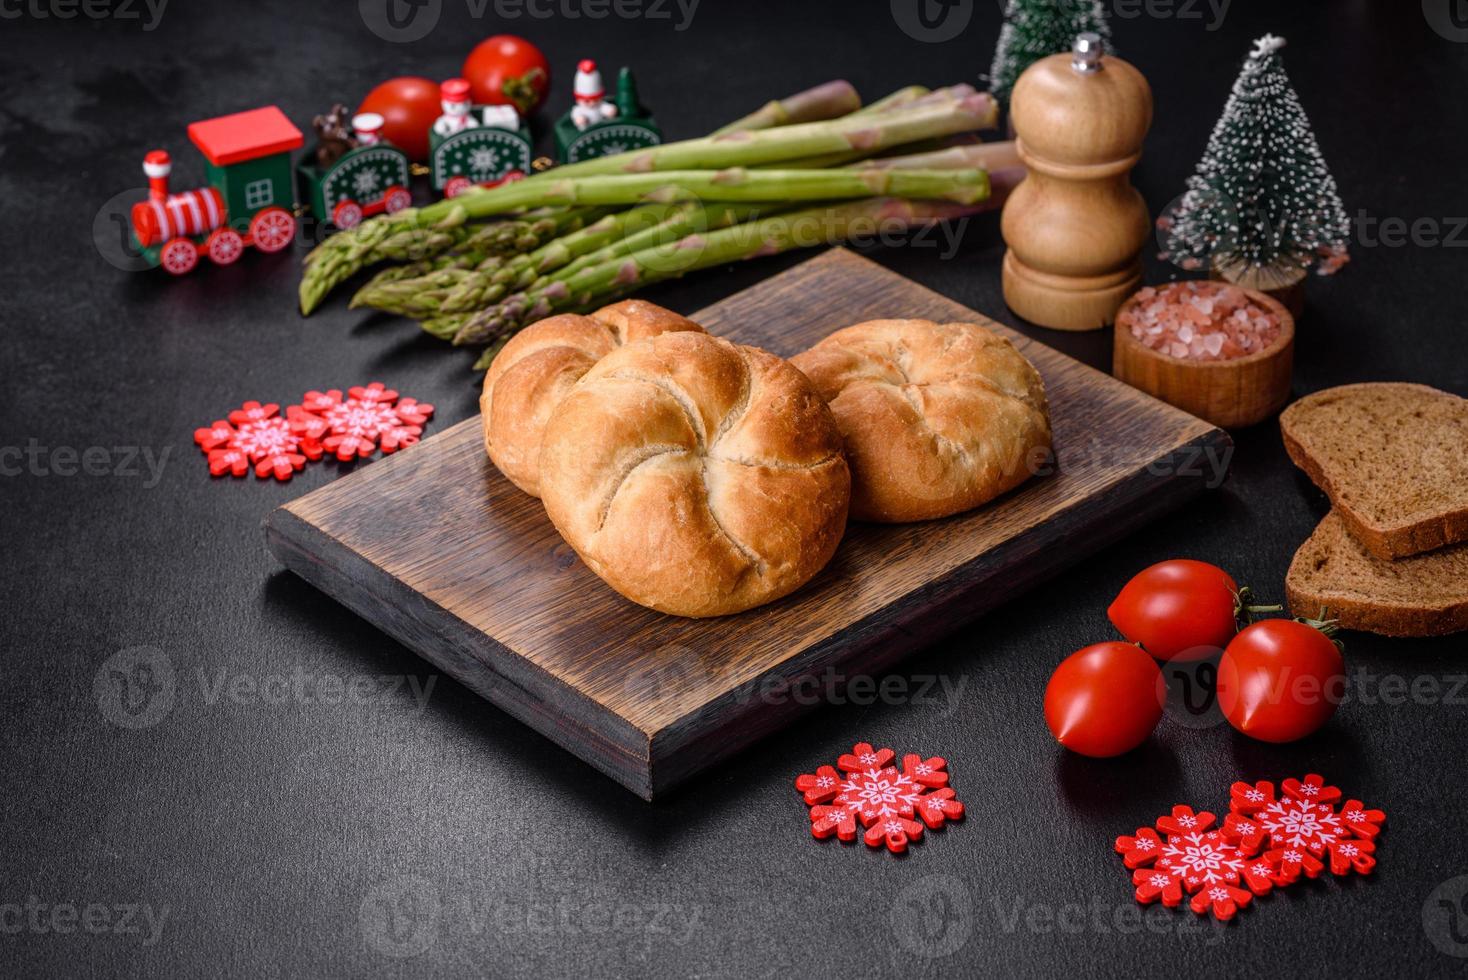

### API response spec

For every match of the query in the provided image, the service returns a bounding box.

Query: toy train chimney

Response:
[143,150,172,201]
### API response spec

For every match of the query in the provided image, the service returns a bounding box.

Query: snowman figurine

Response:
[569,59,619,131]
[432,78,480,137]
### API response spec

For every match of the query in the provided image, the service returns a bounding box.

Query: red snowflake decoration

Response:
[793,742,964,855]
[195,384,435,482]
[1224,775,1383,882]
[1115,773,1387,924]
[193,401,322,482]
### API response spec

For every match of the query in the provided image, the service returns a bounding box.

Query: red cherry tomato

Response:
[1108,559,1240,662]
[1044,642,1165,758]
[463,35,550,115]
[1216,620,1344,743]
[358,76,440,162]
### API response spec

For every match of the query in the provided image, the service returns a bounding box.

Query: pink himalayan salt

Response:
[1121,281,1282,362]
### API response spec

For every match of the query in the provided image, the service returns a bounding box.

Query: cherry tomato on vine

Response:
[1107,559,1243,662]
[358,76,440,162]
[463,35,551,115]
[1216,619,1345,743]
[1044,642,1165,758]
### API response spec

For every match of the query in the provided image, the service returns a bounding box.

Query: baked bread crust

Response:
[1287,510,1468,637]
[538,332,850,618]
[1279,382,1468,559]
[790,319,1051,523]
[479,301,704,496]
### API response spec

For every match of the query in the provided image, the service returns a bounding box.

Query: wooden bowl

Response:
[1111,286,1294,429]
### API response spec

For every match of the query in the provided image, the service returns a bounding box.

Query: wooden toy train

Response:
[129,106,303,275]
[129,63,659,274]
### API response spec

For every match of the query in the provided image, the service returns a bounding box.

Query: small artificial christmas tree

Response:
[989,0,1113,106]
[1158,35,1350,291]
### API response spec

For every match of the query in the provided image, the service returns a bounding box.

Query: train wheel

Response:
[443,176,472,199]
[160,237,198,275]
[332,199,363,230]
[205,228,245,265]
[251,207,295,252]
[383,186,412,214]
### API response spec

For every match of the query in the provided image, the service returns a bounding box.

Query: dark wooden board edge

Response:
[645,426,1233,795]
[263,506,658,798]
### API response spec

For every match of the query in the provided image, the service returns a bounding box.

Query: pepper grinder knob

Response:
[1072,32,1104,73]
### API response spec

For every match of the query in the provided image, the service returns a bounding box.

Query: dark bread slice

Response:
[1279,382,1468,559]
[1287,510,1468,637]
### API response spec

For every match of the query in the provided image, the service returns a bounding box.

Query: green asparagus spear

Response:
[463,196,992,364]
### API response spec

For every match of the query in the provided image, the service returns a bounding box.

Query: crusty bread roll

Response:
[480,300,704,496]
[790,318,1051,523]
[539,332,851,618]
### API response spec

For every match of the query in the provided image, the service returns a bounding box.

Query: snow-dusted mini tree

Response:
[1158,35,1350,288]
[989,0,1113,106]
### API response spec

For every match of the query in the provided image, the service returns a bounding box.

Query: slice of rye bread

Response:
[1287,510,1468,637]
[1279,382,1468,559]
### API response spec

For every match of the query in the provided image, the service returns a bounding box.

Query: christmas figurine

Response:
[311,104,355,168]
[553,62,661,164]
[433,79,480,137]
[297,104,412,230]
[427,77,533,197]
[570,59,618,130]
[352,112,386,145]
[129,105,304,275]
[1158,35,1349,316]
[990,0,1113,108]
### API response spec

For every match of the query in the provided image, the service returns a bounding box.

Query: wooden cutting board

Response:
[266,249,1230,799]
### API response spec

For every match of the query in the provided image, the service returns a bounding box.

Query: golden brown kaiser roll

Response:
[479,300,704,496]
[790,319,1051,523]
[539,332,851,618]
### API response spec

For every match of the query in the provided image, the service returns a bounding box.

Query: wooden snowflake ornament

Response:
[793,742,964,855]
[1115,773,1387,925]
[195,384,434,481]
[193,401,322,482]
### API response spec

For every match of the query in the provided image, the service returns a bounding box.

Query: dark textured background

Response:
[4,1,1467,976]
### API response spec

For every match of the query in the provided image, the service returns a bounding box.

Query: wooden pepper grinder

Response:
[1001,34,1153,331]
